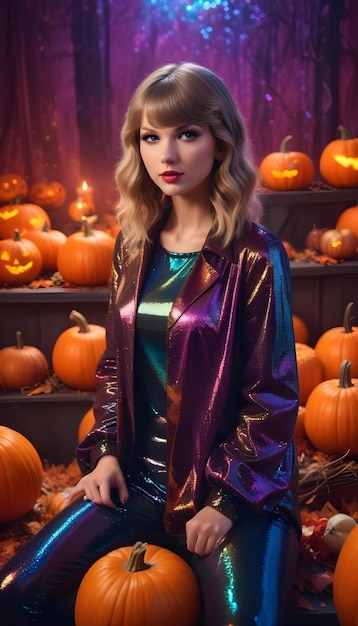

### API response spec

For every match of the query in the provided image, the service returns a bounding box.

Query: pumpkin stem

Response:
[13,228,21,242]
[342,301,355,334]
[279,135,293,152]
[69,310,89,334]
[124,541,151,573]
[338,360,354,388]
[15,330,24,350]
[338,125,352,140]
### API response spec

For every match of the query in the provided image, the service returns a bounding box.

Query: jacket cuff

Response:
[206,487,242,524]
[90,440,118,470]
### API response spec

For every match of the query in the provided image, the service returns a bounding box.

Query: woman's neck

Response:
[160,201,213,253]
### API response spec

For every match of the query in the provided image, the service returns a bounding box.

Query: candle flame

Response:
[82,181,88,191]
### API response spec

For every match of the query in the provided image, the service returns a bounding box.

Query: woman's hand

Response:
[68,455,129,508]
[186,506,233,556]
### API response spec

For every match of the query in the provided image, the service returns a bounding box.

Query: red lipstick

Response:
[160,171,183,183]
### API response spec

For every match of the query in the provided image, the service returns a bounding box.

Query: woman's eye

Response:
[180,130,199,141]
[141,134,158,143]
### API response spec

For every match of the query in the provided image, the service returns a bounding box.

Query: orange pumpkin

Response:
[0,330,49,390]
[0,228,43,286]
[319,125,358,188]
[333,523,358,626]
[259,136,315,190]
[0,172,28,203]
[68,199,92,222]
[320,228,357,260]
[0,202,51,239]
[78,407,95,442]
[75,541,202,626]
[303,225,329,252]
[28,180,66,210]
[292,315,309,344]
[294,405,306,440]
[336,205,358,241]
[52,310,106,391]
[315,302,358,379]
[57,217,114,286]
[295,342,324,405]
[25,222,67,272]
[0,426,43,524]
[304,359,358,455]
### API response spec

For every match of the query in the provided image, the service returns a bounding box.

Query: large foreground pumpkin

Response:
[0,426,43,524]
[75,541,201,626]
[333,523,358,626]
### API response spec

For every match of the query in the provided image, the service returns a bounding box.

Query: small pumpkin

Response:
[68,199,92,222]
[28,180,66,210]
[315,301,358,379]
[78,407,95,442]
[57,217,114,286]
[303,225,329,252]
[323,513,356,557]
[52,310,106,391]
[259,136,315,191]
[0,330,49,390]
[0,426,43,524]
[0,228,43,286]
[320,228,357,260]
[25,222,67,272]
[319,125,358,188]
[336,204,358,241]
[295,342,324,405]
[333,523,358,626]
[0,172,28,203]
[75,541,202,626]
[292,315,309,344]
[304,359,358,455]
[0,202,51,239]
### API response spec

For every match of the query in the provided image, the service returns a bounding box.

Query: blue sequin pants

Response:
[0,483,299,626]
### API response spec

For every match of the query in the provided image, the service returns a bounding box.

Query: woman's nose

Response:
[161,140,177,163]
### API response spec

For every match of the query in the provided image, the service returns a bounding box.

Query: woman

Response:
[0,63,300,626]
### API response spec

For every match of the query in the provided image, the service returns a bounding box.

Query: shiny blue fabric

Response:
[0,483,298,625]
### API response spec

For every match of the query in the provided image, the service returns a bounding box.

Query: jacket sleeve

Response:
[75,236,124,474]
[205,237,299,517]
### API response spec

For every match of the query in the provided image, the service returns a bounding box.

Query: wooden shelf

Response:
[259,187,358,205]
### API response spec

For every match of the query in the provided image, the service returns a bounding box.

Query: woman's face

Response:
[139,112,218,201]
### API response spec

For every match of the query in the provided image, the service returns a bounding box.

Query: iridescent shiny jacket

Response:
[76,215,300,536]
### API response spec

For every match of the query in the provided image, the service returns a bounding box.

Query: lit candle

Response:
[76,180,95,212]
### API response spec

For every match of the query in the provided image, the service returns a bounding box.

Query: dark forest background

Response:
[0,0,357,226]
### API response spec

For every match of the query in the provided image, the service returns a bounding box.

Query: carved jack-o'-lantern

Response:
[0,203,51,239]
[319,126,358,188]
[0,229,43,286]
[259,136,315,190]
[68,199,92,222]
[0,173,28,203]
[28,181,66,210]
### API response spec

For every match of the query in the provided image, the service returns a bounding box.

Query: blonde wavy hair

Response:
[115,62,262,256]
